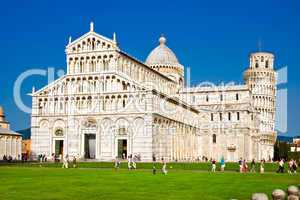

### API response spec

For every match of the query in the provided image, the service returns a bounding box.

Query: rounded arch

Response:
[100,118,113,133]
[39,119,49,128]
[53,119,66,130]
[132,117,145,137]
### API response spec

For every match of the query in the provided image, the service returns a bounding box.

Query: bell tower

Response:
[244,52,276,160]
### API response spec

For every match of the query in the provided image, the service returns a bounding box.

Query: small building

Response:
[0,106,22,160]
[290,137,300,152]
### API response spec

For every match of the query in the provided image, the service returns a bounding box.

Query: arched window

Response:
[210,113,214,121]
[220,94,223,101]
[236,93,239,100]
[212,134,216,144]
[206,95,209,102]
[228,112,231,121]
[219,113,222,121]
[265,60,269,68]
[237,112,240,121]
[255,62,259,68]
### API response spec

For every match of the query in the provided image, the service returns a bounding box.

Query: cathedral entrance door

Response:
[117,139,127,159]
[55,140,64,156]
[84,134,96,159]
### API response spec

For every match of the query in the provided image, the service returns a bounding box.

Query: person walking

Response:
[288,159,294,174]
[250,159,256,172]
[211,159,216,172]
[62,155,69,169]
[292,160,297,174]
[114,157,120,170]
[72,156,77,168]
[127,154,132,170]
[152,164,157,175]
[161,158,168,175]
[220,157,225,172]
[132,158,137,170]
[242,159,248,173]
[277,159,285,173]
[260,159,265,174]
[238,158,243,173]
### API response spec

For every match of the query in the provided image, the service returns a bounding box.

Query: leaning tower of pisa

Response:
[244,52,277,160]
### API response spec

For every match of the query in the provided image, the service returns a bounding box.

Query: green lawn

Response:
[1,161,297,172]
[0,167,299,200]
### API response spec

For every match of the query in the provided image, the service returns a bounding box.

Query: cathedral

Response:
[31,23,276,162]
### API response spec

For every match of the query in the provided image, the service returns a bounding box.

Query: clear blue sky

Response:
[0,0,299,136]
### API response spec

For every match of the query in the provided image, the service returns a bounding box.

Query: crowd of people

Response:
[2,155,14,162]
[17,152,299,175]
[208,157,298,174]
[114,154,168,175]
[276,158,298,174]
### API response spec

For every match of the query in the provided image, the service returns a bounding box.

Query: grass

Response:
[0,161,296,172]
[0,166,299,200]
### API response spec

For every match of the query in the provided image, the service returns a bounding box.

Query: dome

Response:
[145,35,180,67]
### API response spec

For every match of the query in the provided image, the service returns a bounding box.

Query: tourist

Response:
[152,154,156,162]
[161,158,168,175]
[51,153,55,162]
[152,164,157,175]
[242,159,248,172]
[250,159,256,172]
[72,156,77,168]
[292,160,297,174]
[114,157,120,170]
[276,159,284,173]
[132,156,137,170]
[127,154,132,170]
[238,158,243,173]
[8,155,12,162]
[220,156,225,172]
[137,153,141,161]
[260,159,265,174]
[62,154,69,169]
[211,159,216,172]
[288,159,294,174]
